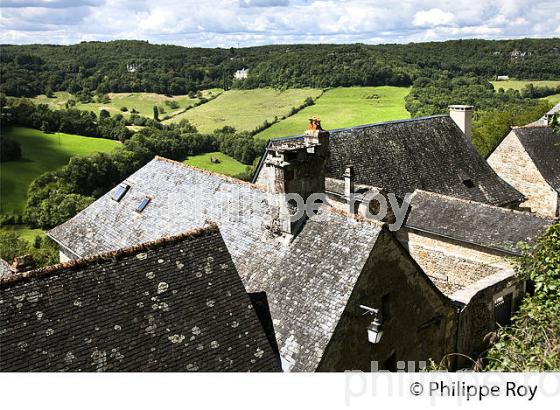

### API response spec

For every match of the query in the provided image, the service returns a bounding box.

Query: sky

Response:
[0,0,559,47]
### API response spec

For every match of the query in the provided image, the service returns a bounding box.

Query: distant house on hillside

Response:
[496,75,510,81]
[126,63,138,73]
[234,68,249,80]
[487,124,560,218]
[1,225,281,372]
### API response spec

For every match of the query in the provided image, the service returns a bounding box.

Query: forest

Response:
[1,38,560,97]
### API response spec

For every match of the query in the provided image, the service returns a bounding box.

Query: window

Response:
[112,184,130,202]
[494,292,513,327]
[136,197,151,213]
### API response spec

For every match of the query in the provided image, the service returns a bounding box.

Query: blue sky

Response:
[1,0,559,46]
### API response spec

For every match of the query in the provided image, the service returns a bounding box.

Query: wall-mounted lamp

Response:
[360,304,383,344]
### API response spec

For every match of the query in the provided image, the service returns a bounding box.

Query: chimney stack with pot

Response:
[264,117,330,236]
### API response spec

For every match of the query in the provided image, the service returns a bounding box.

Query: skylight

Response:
[112,184,130,202]
[136,197,151,213]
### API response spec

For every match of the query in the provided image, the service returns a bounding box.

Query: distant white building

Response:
[234,68,249,80]
[496,75,510,81]
[126,64,138,73]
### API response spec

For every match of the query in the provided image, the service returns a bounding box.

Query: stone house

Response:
[526,102,560,126]
[253,108,524,208]
[45,119,545,371]
[400,190,552,285]
[397,190,553,361]
[0,225,281,372]
[487,125,560,218]
[48,153,461,371]
[234,68,249,80]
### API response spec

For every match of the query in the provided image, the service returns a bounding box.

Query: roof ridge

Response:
[324,205,385,227]
[0,223,220,289]
[153,156,266,192]
[267,114,449,143]
[411,189,553,221]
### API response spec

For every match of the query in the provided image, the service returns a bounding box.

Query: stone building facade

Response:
[487,126,560,218]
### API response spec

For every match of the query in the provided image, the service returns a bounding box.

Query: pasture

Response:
[165,88,323,133]
[544,93,560,105]
[491,80,560,91]
[0,127,119,216]
[30,89,222,119]
[256,86,411,140]
[183,152,249,177]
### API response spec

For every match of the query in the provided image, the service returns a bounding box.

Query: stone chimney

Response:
[264,117,329,236]
[449,105,474,140]
[344,165,355,213]
[11,255,35,274]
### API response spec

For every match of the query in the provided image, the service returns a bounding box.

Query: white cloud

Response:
[413,8,455,27]
[0,0,558,46]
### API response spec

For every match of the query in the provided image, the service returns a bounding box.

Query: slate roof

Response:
[254,115,524,206]
[48,157,386,372]
[0,225,280,372]
[513,126,560,192]
[405,190,554,255]
[529,103,560,126]
[0,259,12,279]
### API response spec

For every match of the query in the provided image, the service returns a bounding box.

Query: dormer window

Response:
[112,184,130,202]
[136,197,151,213]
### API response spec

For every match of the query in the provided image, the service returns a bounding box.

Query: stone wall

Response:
[487,131,558,218]
[317,231,456,371]
[451,269,524,368]
[396,229,512,295]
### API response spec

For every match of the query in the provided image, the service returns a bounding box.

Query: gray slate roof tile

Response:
[256,116,524,206]
[0,225,280,372]
[48,157,384,372]
[405,190,554,255]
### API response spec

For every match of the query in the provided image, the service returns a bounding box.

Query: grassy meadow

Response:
[0,224,46,243]
[491,80,560,91]
[1,127,119,216]
[165,88,323,133]
[183,152,249,177]
[544,93,560,105]
[30,89,222,119]
[256,86,411,140]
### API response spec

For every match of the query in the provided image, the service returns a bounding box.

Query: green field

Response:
[165,88,323,133]
[491,80,560,91]
[1,127,119,215]
[183,152,249,177]
[256,86,410,140]
[0,224,45,243]
[30,89,222,119]
[544,93,560,105]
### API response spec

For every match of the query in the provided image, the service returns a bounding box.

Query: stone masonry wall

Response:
[487,131,558,218]
[396,230,512,295]
[452,270,524,368]
[317,231,456,371]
